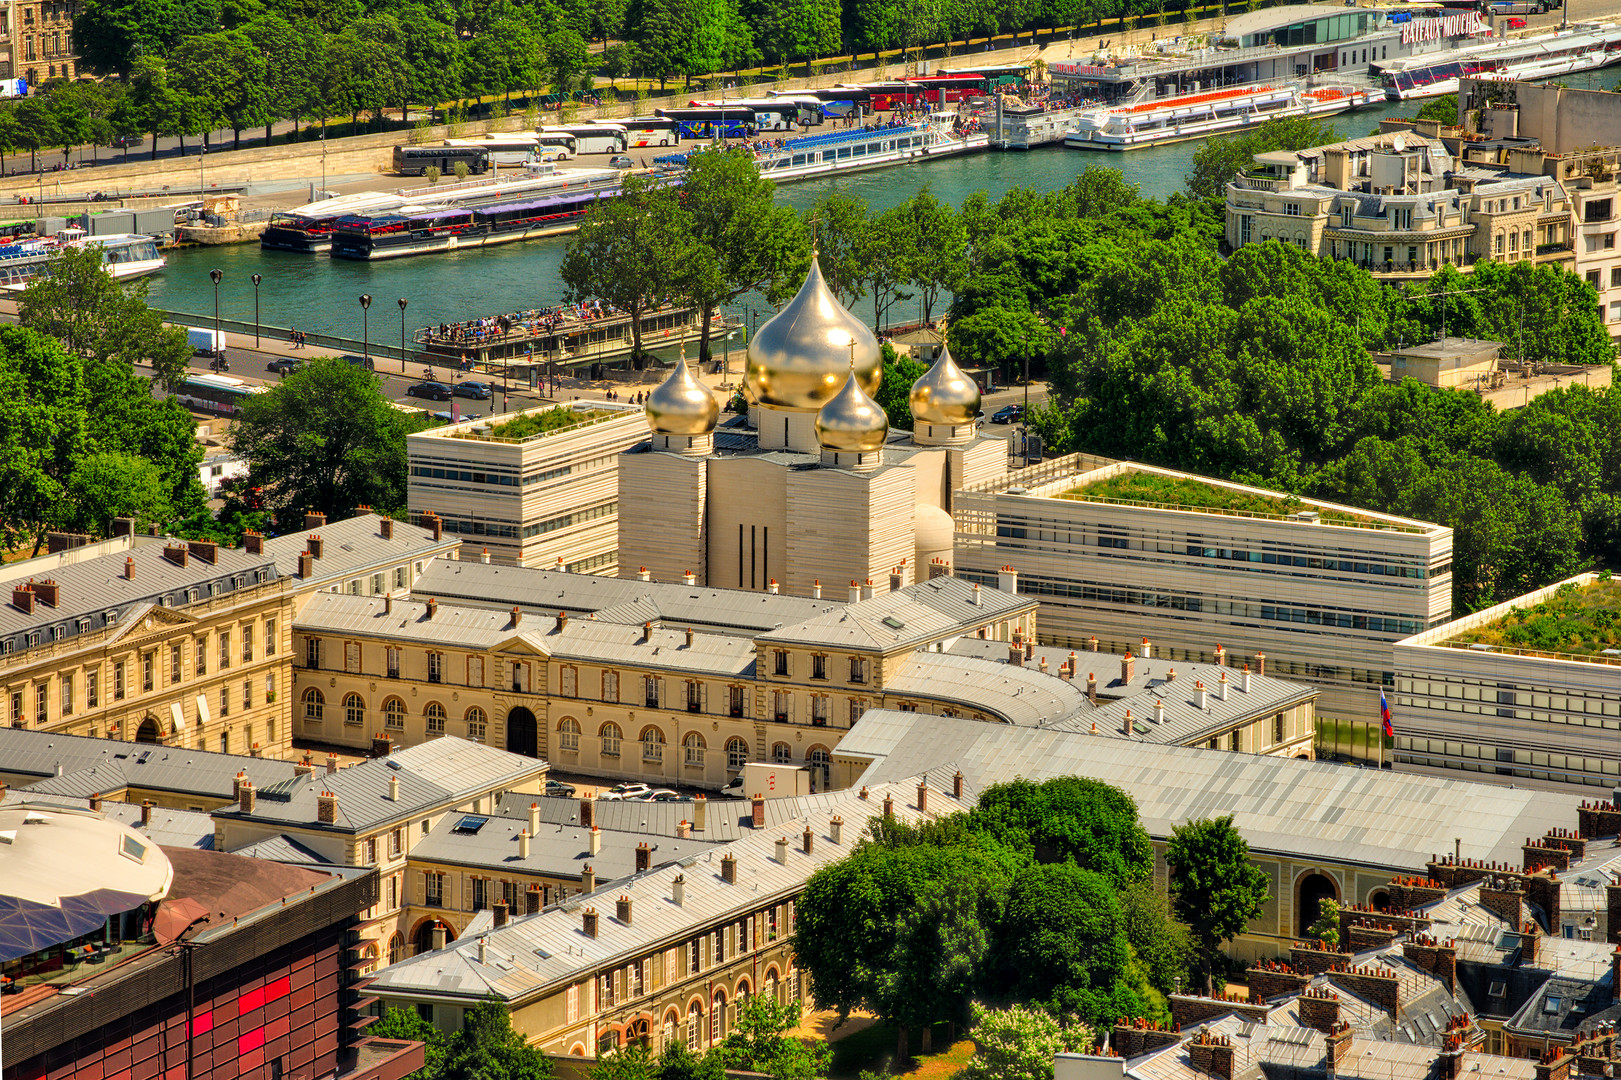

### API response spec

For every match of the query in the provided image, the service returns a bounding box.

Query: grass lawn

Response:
[1067,471,1376,526]
[1450,576,1621,657]
[827,1020,974,1080]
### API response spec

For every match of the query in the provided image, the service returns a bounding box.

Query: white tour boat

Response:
[1375,21,1621,98]
[1064,82,1375,151]
[652,113,987,182]
[0,230,165,291]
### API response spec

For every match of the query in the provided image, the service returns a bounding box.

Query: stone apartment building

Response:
[13,0,77,84]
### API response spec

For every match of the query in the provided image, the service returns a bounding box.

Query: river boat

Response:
[1374,22,1621,97]
[417,302,741,372]
[652,113,987,182]
[1063,82,1374,151]
[0,231,165,291]
[261,166,618,253]
[328,186,624,261]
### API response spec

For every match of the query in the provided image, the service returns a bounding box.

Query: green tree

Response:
[1308,897,1341,948]
[894,187,967,325]
[244,14,325,142]
[438,999,554,1080]
[720,996,830,1080]
[370,1006,448,1080]
[13,96,57,172]
[971,776,1154,888]
[0,327,87,554]
[1117,878,1196,998]
[806,190,868,307]
[229,358,424,520]
[1185,116,1340,200]
[874,345,929,431]
[590,1043,661,1080]
[55,452,176,537]
[169,29,271,148]
[674,147,806,364]
[958,1003,1094,1080]
[74,0,224,79]
[545,26,591,93]
[560,173,703,366]
[1165,816,1270,993]
[747,0,840,68]
[1412,94,1457,125]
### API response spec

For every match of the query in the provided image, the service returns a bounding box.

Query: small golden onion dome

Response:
[745,256,881,412]
[908,343,981,426]
[645,352,719,436]
[816,365,889,454]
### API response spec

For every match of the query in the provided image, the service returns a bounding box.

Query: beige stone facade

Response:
[407,402,646,572]
[1565,156,1621,343]
[14,0,75,85]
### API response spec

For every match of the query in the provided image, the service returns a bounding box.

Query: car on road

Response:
[649,791,692,803]
[267,357,303,374]
[626,789,680,802]
[113,133,143,148]
[608,155,635,170]
[599,782,652,801]
[545,779,576,798]
[990,404,1024,424]
[406,381,454,401]
[453,380,493,399]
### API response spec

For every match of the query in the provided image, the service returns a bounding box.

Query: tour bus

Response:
[902,73,989,103]
[174,374,269,416]
[547,124,629,154]
[780,86,871,117]
[655,106,758,139]
[858,82,927,111]
[534,131,579,158]
[443,135,544,166]
[622,116,682,147]
[393,145,490,176]
[687,97,820,130]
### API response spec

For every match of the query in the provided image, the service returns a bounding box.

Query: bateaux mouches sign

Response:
[1400,10,1486,44]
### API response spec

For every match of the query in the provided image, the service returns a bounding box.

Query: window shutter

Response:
[463,875,473,911]
[415,871,426,905]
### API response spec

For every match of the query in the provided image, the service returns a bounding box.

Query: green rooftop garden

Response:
[456,406,612,441]
[1449,574,1621,658]
[1063,471,1377,526]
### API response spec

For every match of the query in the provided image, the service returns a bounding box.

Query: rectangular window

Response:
[386,647,400,678]
[266,672,275,701]
[774,691,790,723]
[811,696,828,726]
[86,669,98,708]
[394,566,407,589]
[390,827,402,857]
[428,652,442,683]
[467,656,484,687]
[849,657,867,684]
[645,676,658,708]
[344,641,361,674]
[1274,713,1285,745]
[142,652,154,693]
[220,684,230,717]
[730,685,745,718]
[219,631,230,670]
[773,650,789,676]
[195,636,206,677]
[36,683,48,726]
[242,624,253,662]
[426,872,445,907]
[9,689,21,727]
[561,665,576,697]
[366,838,378,865]
[472,878,488,911]
[850,699,865,725]
[60,674,72,716]
[686,680,701,713]
[243,678,252,710]
[690,939,701,975]
[171,643,182,683]
[305,636,320,670]
[603,670,619,702]
[265,619,276,655]
[114,661,125,700]
[811,655,827,680]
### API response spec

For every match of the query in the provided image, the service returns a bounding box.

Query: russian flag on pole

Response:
[1380,689,1395,739]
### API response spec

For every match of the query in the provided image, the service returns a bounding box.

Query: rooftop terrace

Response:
[1446,575,1621,662]
[450,404,619,443]
[1060,469,1404,531]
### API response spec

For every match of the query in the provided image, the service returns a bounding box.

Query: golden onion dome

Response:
[816,365,889,454]
[908,343,981,426]
[745,256,881,412]
[645,351,719,436]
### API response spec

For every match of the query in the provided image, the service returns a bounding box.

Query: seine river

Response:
[143,73,1610,339]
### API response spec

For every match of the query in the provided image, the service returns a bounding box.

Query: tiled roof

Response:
[835,711,1584,872]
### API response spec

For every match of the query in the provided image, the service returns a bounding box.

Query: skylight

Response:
[453,815,490,834]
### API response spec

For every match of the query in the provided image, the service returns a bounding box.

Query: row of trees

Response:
[793,777,1271,1054]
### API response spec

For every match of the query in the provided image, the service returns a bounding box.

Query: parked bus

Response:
[655,106,758,139]
[174,374,269,416]
[548,124,629,153]
[534,131,579,158]
[902,73,989,103]
[856,82,927,111]
[393,145,490,176]
[622,116,682,147]
[687,97,820,130]
[443,136,543,166]
[773,86,869,117]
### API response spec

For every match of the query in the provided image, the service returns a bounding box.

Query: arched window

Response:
[762,969,778,1005]
[425,702,447,734]
[726,737,749,770]
[642,726,665,763]
[662,1010,679,1050]
[465,707,487,742]
[343,692,365,727]
[303,688,324,721]
[388,933,405,966]
[772,742,791,764]
[683,732,705,766]
[383,697,407,730]
[558,718,581,752]
[686,1001,703,1050]
[807,747,830,791]
[599,722,622,757]
[711,990,727,1043]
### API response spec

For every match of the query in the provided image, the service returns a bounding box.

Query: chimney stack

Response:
[481,548,490,564]
[889,569,903,593]
[1140,637,1152,659]
[509,606,521,628]
[427,513,443,541]
[953,771,965,798]
[1009,641,1023,667]
[141,800,154,827]
[769,578,780,595]
[775,836,791,864]
[917,780,929,814]
[580,798,595,829]
[583,907,599,937]
[997,565,1018,595]
[752,797,766,828]
[384,594,393,615]
[1214,643,1226,667]
[685,627,694,648]
[972,583,982,605]
[1087,671,1098,705]
[89,792,103,813]
[32,579,59,607]
[519,829,531,858]
[683,570,696,585]
[244,530,265,554]
[1154,699,1165,724]
[1121,651,1136,684]
[425,598,437,620]
[317,791,337,823]
[239,780,256,814]
[1122,709,1134,736]
[617,895,633,925]
[803,825,815,855]
[638,566,651,581]
[124,556,136,580]
[431,925,447,951]
[528,800,540,836]
[849,580,862,604]
[556,611,569,632]
[677,819,691,840]
[164,543,188,567]
[581,865,596,894]
[1255,652,1266,676]
[304,511,327,530]
[493,901,508,928]
[830,816,844,844]
[298,551,314,578]
[812,580,822,599]
[883,794,894,819]
[326,752,338,775]
[642,621,653,642]
[1218,671,1229,701]
[388,774,399,801]
[1195,681,1209,710]
[861,579,875,601]
[722,853,738,883]
[380,517,393,540]
[589,825,601,855]
[671,874,685,906]
[1241,664,1251,692]
[307,534,324,560]
[693,794,707,832]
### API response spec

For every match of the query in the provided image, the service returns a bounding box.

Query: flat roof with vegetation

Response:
[1060,471,1390,529]
[1447,575,1621,660]
[450,405,618,444]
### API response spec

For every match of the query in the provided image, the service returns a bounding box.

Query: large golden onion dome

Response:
[908,344,980,426]
[745,256,881,412]
[816,365,889,454]
[645,351,719,436]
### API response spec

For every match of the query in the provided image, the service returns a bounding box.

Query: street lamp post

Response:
[398,298,409,374]
[209,268,224,369]
[199,144,207,198]
[359,294,373,370]
[251,274,262,348]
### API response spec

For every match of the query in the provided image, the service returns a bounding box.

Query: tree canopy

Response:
[1165,816,1271,992]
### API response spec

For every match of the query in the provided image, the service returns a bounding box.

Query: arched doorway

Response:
[506,707,538,757]
[412,918,455,955]
[627,1018,651,1049]
[135,714,164,744]
[1297,872,1340,938]
[1368,888,1391,913]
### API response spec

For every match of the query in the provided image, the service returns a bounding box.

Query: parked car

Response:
[545,779,576,798]
[1506,15,1527,25]
[650,791,693,803]
[608,155,635,170]
[599,782,652,801]
[267,357,303,374]
[454,380,493,399]
[113,133,143,148]
[406,381,454,401]
[990,403,1024,424]
[628,789,679,802]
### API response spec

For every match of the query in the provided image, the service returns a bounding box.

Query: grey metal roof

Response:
[1,789,216,849]
[410,812,721,881]
[0,542,278,655]
[884,652,1085,726]
[549,620,758,677]
[366,780,954,1005]
[0,726,300,800]
[211,736,546,834]
[261,511,459,587]
[227,833,333,864]
[294,592,555,652]
[494,792,814,843]
[836,711,1585,873]
[756,575,1030,652]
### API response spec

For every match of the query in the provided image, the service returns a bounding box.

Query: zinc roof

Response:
[294,592,555,652]
[410,812,722,881]
[548,620,758,678]
[495,792,823,843]
[261,512,458,587]
[227,833,333,864]
[366,781,952,1004]
[883,652,1085,725]
[1,789,217,850]
[0,726,300,800]
[756,575,1031,652]
[835,711,1583,873]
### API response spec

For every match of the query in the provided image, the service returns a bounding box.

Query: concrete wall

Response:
[1486,80,1621,157]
